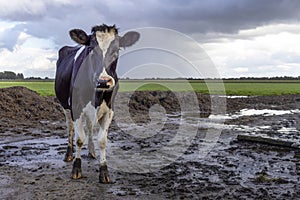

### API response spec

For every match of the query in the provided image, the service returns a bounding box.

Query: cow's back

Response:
[55,46,81,110]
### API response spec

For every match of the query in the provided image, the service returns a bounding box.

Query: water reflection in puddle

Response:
[209,109,300,119]
[181,108,300,142]
[238,109,300,116]
[0,137,67,169]
[278,127,298,133]
[220,95,249,99]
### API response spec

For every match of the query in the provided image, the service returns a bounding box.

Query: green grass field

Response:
[0,79,299,96]
[0,81,55,96]
[119,80,300,96]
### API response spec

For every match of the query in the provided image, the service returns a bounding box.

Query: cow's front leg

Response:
[98,110,113,183]
[85,118,96,159]
[71,116,86,179]
[63,109,74,162]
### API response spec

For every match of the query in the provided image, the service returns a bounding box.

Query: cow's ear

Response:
[119,31,140,48]
[69,29,90,45]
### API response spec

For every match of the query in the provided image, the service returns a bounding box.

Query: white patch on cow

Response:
[74,115,85,159]
[83,101,98,123]
[74,102,97,159]
[74,45,85,62]
[83,107,96,158]
[95,30,116,58]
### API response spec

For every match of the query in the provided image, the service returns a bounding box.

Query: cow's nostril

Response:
[97,79,109,89]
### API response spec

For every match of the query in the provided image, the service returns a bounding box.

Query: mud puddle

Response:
[0,137,66,169]
[209,107,300,142]
[0,88,300,199]
[1,110,299,199]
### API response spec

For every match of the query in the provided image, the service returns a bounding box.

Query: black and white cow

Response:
[55,24,139,183]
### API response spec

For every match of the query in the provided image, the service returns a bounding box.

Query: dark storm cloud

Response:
[92,0,300,34]
[1,0,300,49]
[156,0,300,33]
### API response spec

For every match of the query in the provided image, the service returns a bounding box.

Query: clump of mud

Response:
[128,91,211,119]
[0,87,212,123]
[0,86,64,122]
[226,94,300,112]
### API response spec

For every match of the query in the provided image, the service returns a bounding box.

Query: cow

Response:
[55,24,140,183]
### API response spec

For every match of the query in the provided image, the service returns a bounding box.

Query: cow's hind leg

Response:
[71,116,86,179]
[98,109,113,183]
[63,109,74,162]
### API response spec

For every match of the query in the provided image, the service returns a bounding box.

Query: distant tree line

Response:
[0,71,52,80]
[0,71,24,79]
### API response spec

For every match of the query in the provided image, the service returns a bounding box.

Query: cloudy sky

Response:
[0,0,300,78]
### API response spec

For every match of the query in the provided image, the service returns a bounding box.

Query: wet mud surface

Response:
[0,87,300,199]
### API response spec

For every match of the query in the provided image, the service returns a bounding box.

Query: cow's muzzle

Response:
[96,74,115,91]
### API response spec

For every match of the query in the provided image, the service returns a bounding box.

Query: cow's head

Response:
[69,24,140,90]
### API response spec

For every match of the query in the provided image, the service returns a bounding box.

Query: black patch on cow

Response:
[95,90,114,109]
[57,46,81,61]
[55,46,82,110]
[55,45,93,112]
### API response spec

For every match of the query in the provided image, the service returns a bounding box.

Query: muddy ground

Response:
[0,86,299,199]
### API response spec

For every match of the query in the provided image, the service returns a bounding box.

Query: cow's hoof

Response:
[71,158,82,179]
[64,146,74,162]
[99,165,112,183]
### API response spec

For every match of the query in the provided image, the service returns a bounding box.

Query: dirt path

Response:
[0,87,299,199]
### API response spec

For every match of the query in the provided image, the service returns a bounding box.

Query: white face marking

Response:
[96,30,116,58]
